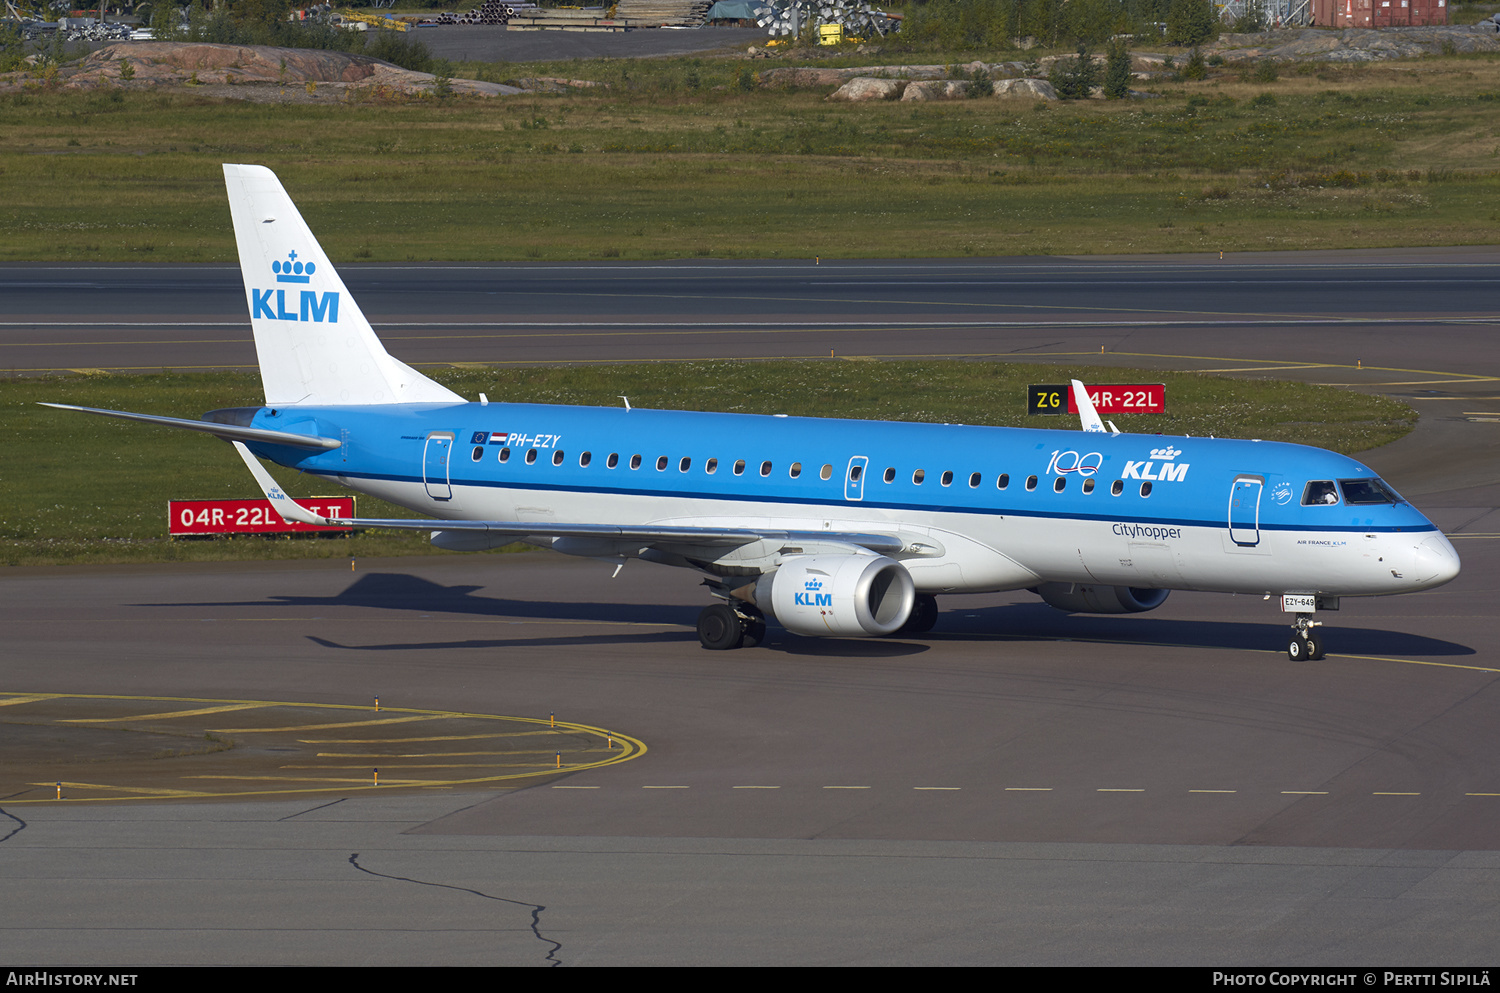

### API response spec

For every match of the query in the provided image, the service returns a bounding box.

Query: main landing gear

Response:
[892,593,938,637]
[1287,612,1325,661]
[697,602,766,651]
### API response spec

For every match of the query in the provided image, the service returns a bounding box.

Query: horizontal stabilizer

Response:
[41,403,340,450]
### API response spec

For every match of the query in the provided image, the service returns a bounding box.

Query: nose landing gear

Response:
[1288,612,1325,661]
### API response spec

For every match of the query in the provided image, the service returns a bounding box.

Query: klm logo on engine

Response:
[1121,446,1190,483]
[795,576,833,607]
[251,251,340,323]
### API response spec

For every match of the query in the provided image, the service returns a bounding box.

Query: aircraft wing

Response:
[231,442,907,556]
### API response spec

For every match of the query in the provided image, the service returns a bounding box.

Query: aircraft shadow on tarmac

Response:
[945,604,1474,658]
[142,572,1473,660]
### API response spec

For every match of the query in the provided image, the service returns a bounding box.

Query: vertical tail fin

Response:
[223,163,462,407]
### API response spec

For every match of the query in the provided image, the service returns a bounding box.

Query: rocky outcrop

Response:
[0,41,524,97]
[993,78,1058,100]
[762,61,1029,88]
[1210,24,1500,62]
[827,76,904,101]
[901,80,971,101]
[832,74,1057,103]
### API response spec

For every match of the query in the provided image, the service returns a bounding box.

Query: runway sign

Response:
[169,497,355,535]
[1028,383,1166,416]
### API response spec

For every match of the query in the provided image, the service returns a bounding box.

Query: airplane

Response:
[44,163,1461,660]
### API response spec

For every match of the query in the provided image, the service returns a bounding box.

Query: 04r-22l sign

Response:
[1028,383,1166,416]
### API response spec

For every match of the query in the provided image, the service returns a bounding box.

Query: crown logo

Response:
[1149,446,1182,460]
[272,250,315,284]
[805,578,823,591]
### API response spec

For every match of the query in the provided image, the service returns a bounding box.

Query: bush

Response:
[1251,59,1279,83]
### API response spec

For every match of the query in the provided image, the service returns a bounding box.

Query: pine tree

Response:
[1047,44,1100,100]
[1103,40,1131,99]
[1166,0,1216,47]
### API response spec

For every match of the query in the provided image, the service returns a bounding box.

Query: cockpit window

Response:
[1339,478,1401,505]
[1302,481,1339,506]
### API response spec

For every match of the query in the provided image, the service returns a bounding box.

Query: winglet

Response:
[1071,379,1107,434]
[231,441,332,526]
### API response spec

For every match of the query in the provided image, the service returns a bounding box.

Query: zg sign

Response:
[1028,383,1166,416]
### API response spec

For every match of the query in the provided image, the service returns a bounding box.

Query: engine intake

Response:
[1034,583,1169,614]
[754,555,916,637]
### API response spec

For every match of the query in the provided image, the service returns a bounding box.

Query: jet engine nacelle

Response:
[755,554,916,638]
[1034,582,1170,614]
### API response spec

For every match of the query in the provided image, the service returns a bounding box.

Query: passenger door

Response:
[1228,474,1264,546]
[423,432,455,500]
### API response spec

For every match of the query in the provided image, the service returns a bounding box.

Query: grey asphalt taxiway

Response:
[4,250,1500,965]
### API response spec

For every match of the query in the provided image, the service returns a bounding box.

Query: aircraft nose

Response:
[1412,532,1461,588]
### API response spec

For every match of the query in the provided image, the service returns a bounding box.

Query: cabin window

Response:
[760,461,773,477]
[1054,477,1066,493]
[656,456,668,471]
[821,464,833,480]
[706,458,718,474]
[552,450,565,466]
[912,469,925,485]
[580,452,592,467]
[996,473,1009,490]
[680,456,691,472]
[940,471,953,487]
[1340,478,1400,505]
[790,462,802,478]
[630,454,642,470]
[1302,481,1338,506]
[850,465,863,481]
[1082,478,1095,494]
[525,448,538,465]
[734,460,746,475]
[499,447,511,463]
[1140,482,1153,497]
[1025,475,1037,491]
[969,472,981,488]
[607,453,619,468]
[884,467,896,483]
[1111,480,1123,496]
[471,446,484,462]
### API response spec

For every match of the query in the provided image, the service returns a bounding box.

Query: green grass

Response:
[6,54,1500,261]
[1,360,1414,566]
